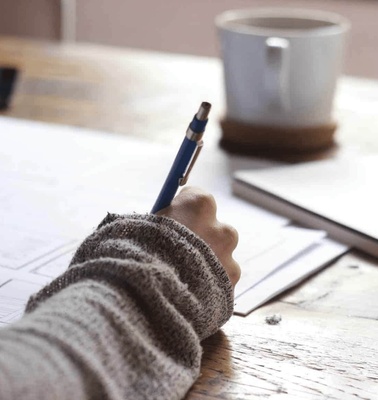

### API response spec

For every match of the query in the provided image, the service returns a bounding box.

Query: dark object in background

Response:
[0,67,18,110]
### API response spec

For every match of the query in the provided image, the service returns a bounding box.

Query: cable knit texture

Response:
[0,213,234,400]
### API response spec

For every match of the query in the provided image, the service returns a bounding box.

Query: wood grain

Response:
[1,36,377,399]
[190,304,378,399]
[187,251,378,399]
[0,36,223,145]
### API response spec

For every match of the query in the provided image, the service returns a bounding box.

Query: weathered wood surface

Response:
[1,36,377,399]
[188,252,378,399]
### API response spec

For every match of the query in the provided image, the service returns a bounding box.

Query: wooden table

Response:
[1,36,377,399]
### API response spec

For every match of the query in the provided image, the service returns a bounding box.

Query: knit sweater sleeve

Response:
[0,213,234,400]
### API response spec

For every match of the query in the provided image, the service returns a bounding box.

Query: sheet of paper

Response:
[234,226,326,298]
[234,238,349,315]
[0,116,347,323]
[0,244,78,324]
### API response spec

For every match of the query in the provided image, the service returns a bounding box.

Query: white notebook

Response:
[233,155,378,258]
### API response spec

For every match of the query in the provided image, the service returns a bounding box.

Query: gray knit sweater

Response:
[0,213,234,400]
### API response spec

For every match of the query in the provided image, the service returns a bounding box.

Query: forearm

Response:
[0,278,200,400]
[0,214,233,400]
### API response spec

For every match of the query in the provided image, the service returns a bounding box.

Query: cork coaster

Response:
[220,118,338,157]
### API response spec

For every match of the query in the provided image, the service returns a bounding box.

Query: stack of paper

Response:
[0,116,348,323]
[232,228,347,315]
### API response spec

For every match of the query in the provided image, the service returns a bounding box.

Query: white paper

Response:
[0,266,52,323]
[234,226,326,298]
[0,116,347,323]
[234,238,348,315]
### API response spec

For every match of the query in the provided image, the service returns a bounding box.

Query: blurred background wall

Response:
[0,0,60,40]
[0,0,377,79]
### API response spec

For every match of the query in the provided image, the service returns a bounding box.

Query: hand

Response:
[157,186,241,288]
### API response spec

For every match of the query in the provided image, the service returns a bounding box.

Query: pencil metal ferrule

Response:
[185,128,204,142]
[185,102,211,141]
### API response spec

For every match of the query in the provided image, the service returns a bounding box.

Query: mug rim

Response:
[215,8,351,37]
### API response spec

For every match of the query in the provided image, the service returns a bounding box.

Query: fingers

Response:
[223,258,241,288]
[157,186,241,288]
[173,186,218,220]
[157,186,217,232]
[218,222,239,252]
[203,222,238,257]
[208,222,241,287]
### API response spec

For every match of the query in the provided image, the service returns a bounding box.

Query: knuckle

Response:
[228,260,241,284]
[179,187,216,212]
[194,192,217,214]
[219,223,239,249]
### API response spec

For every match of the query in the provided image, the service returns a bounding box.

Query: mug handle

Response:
[264,37,290,110]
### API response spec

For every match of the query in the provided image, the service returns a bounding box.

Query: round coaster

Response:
[219,118,338,156]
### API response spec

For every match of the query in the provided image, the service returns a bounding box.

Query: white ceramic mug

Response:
[215,8,350,127]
